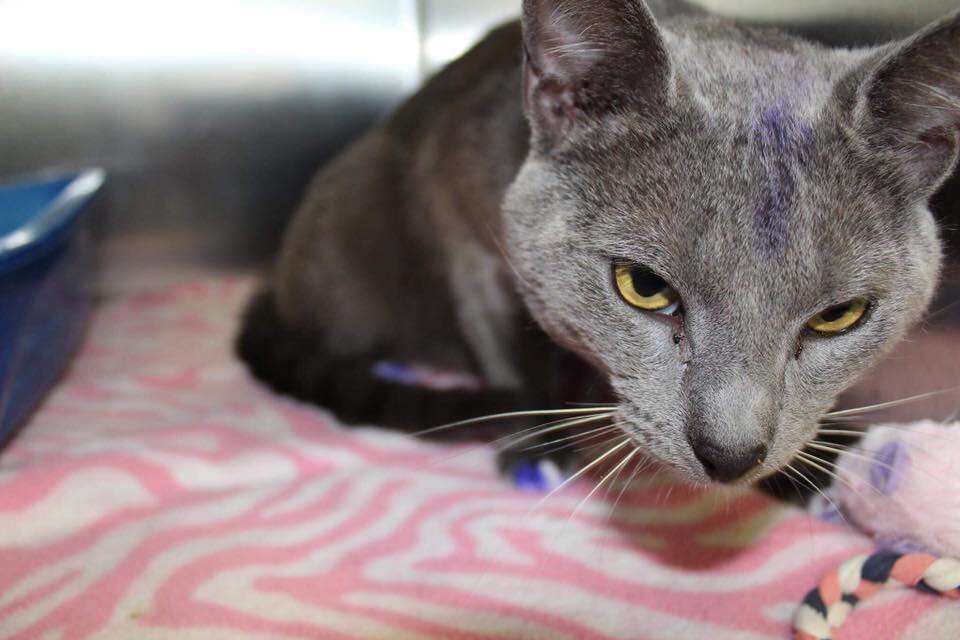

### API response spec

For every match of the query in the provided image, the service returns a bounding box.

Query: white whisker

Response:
[820,416,872,424]
[530,439,633,513]
[600,444,638,503]
[796,450,880,500]
[775,466,824,538]
[817,429,946,455]
[530,432,623,462]
[816,429,866,438]
[568,447,640,523]
[565,402,619,408]
[923,298,960,323]
[809,440,947,485]
[609,455,652,518]
[783,462,850,528]
[414,406,617,438]
[496,413,618,451]
[520,422,625,452]
[776,467,812,513]
[826,388,958,418]
[821,423,959,440]
[429,412,615,466]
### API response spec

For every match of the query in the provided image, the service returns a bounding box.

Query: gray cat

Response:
[238,0,958,486]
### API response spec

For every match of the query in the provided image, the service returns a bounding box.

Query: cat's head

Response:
[504,0,957,484]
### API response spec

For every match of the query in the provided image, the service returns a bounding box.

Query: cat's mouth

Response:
[639,389,956,488]
[612,398,865,487]
[603,398,766,485]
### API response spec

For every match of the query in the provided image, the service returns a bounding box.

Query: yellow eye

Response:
[614,264,680,313]
[806,298,870,335]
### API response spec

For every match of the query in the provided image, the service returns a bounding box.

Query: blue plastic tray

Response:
[0,170,104,447]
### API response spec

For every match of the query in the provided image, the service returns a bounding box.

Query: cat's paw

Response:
[497,448,579,493]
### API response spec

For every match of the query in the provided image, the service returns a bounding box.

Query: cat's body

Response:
[239,0,960,485]
[239,20,586,433]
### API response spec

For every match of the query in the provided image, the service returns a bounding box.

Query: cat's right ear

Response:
[522,0,673,150]
[854,9,960,197]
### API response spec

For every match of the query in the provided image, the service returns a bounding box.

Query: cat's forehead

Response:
[562,24,915,287]
[570,111,907,305]
[663,21,847,125]
[745,103,816,257]
[653,128,891,262]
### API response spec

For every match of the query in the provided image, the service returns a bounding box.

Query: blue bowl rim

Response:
[0,169,105,270]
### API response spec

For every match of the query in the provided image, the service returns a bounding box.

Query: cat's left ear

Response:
[854,10,960,196]
[522,0,674,150]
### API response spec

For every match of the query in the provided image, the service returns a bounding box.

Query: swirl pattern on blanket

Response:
[0,278,955,640]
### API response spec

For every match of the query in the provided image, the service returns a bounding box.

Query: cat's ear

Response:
[854,10,960,196]
[522,0,673,149]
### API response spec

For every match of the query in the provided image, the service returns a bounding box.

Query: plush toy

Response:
[794,421,960,640]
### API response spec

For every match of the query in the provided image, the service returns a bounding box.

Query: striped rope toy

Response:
[794,550,960,640]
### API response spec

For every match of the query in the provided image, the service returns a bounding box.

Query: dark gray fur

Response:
[238,0,959,485]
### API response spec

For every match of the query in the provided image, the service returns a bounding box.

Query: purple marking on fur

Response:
[372,361,485,391]
[512,460,550,492]
[373,362,420,386]
[753,104,814,256]
[512,459,566,493]
[870,440,909,496]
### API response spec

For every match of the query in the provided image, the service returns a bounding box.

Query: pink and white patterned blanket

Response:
[1,279,957,639]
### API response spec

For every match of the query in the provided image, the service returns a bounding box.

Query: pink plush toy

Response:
[817,420,960,557]
[795,421,960,640]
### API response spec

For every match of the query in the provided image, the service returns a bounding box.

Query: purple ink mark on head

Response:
[870,440,909,496]
[753,103,814,256]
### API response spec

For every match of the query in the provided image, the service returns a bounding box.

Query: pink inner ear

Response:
[900,123,960,190]
[522,3,600,132]
[542,27,606,79]
[526,0,605,80]
[917,125,960,161]
[521,0,672,145]
[524,58,582,138]
[859,12,960,190]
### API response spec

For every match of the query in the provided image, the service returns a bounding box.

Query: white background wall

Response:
[0,0,957,294]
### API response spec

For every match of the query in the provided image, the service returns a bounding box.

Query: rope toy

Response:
[795,421,960,637]
[793,550,960,639]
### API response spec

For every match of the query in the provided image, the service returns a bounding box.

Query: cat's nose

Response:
[690,436,768,483]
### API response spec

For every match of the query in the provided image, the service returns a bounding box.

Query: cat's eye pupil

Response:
[805,297,870,336]
[630,268,667,296]
[612,262,680,314]
[819,303,849,323]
